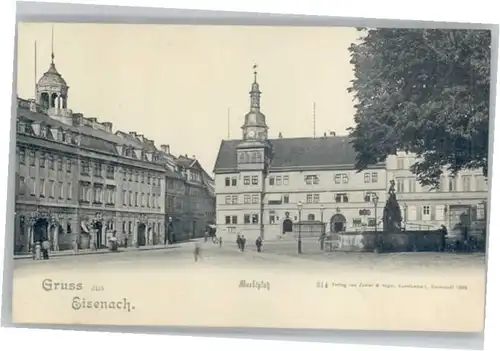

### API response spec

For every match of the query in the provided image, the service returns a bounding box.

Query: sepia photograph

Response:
[8,21,492,332]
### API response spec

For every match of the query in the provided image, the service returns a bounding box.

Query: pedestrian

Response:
[236,234,242,251]
[255,236,263,252]
[42,238,50,260]
[241,235,247,252]
[319,232,326,251]
[439,225,447,252]
[194,242,201,262]
[219,236,223,248]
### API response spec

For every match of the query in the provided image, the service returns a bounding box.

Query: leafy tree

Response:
[347,28,491,188]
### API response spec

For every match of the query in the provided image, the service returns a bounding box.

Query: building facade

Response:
[13,52,215,254]
[387,153,488,233]
[213,70,489,242]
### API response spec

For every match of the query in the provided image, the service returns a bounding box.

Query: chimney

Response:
[102,122,113,133]
[278,132,283,139]
[160,144,170,154]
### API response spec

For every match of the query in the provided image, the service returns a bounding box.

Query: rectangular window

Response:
[106,165,115,179]
[231,177,237,186]
[19,149,26,164]
[352,218,362,227]
[422,205,431,220]
[396,178,405,193]
[123,190,127,205]
[306,194,313,203]
[244,176,250,185]
[30,177,36,195]
[475,175,486,191]
[225,216,231,224]
[225,177,230,186]
[305,175,319,185]
[244,195,251,204]
[134,192,138,206]
[18,176,25,195]
[269,215,276,224]
[408,178,416,192]
[252,214,259,224]
[335,193,349,203]
[397,157,405,169]
[244,214,251,224]
[94,163,102,177]
[252,194,259,204]
[462,175,472,192]
[81,160,90,175]
[48,155,55,169]
[231,195,238,204]
[269,177,275,186]
[39,179,45,197]
[371,172,378,183]
[313,194,320,203]
[225,195,231,204]
[39,153,46,168]
[29,151,36,166]
[251,176,258,185]
[283,176,289,185]
[272,176,280,186]
[67,183,72,199]
[334,174,341,184]
[448,177,457,192]
[57,158,63,171]
[59,182,64,199]
[283,195,289,204]
[364,173,370,183]
[231,216,238,224]
[66,159,72,173]
[342,174,349,184]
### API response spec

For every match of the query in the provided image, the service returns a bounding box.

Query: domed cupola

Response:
[36,48,69,110]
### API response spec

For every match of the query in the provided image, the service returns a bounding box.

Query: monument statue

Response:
[383,180,403,232]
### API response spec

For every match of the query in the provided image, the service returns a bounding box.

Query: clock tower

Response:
[237,65,271,171]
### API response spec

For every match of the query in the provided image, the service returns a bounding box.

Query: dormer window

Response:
[40,127,47,138]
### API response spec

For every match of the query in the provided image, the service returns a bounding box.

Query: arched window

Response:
[308,214,315,221]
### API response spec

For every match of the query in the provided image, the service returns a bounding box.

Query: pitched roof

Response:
[213,136,383,173]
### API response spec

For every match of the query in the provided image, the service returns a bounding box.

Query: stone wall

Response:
[327,230,443,252]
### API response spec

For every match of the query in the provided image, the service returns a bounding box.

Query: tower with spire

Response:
[35,26,73,125]
[240,64,269,143]
[236,65,272,172]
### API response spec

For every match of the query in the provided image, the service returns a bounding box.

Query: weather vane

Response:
[253,64,258,81]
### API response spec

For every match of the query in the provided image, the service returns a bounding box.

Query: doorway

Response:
[33,218,48,243]
[94,221,103,249]
[282,219,293,233]
[137,223,146,246]
[330,214,347,233]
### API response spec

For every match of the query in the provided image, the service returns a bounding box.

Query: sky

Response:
[16,23,360,173]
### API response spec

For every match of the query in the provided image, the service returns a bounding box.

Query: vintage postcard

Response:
[9,22,491,332]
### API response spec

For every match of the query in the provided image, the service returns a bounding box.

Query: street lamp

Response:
[297,200,303,254]
[320,204,325,250]
[403,203,408,231]
[372,194,379,232]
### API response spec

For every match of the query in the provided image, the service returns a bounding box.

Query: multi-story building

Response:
[213,70,387,242]
[13,52,215,253]
[160,148,216,241]
[387,153,488,233]
[213,70,489,242]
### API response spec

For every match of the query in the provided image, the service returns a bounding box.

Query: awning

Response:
[208,224,216,229]
[267,194,282,202]
[81,222,89,233]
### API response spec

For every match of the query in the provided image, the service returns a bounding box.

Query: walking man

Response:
[194,242,201,262]
[255,236,263,252]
